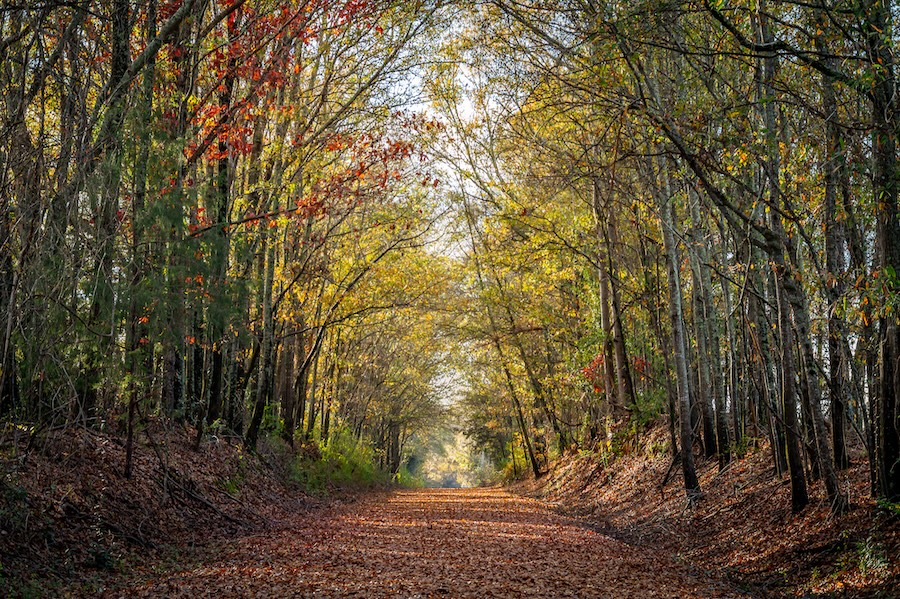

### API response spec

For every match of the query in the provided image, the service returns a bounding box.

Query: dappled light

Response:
[117,489,739,598]
[1,0,900,596]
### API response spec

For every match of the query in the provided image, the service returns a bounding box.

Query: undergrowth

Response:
[285,429,392,495]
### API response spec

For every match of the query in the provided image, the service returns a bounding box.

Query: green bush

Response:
[876,498,900,516]
[393,466,425,488]
[855,537,889,576]
[288,428,389,495]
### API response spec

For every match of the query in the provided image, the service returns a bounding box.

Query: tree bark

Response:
[125,0,157,477]
[591,180,622,421]
[690,256,718,458]
[817,24,851,471]
[605,213,639,414]
[654,159,701,502]
[245,225,277,451]
[865,0,900,502]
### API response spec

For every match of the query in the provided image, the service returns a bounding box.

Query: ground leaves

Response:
[115,488,744,598]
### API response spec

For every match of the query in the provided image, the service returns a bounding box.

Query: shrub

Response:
[288,428,389,495]
[394,466,425,488]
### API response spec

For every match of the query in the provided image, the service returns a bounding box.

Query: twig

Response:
[660,452,681,489]
[210,484,246,506]
[153,467,246,527]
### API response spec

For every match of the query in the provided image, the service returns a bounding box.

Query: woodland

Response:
[1,0,900,596]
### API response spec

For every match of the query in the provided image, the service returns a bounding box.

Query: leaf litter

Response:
[113,487,746,598]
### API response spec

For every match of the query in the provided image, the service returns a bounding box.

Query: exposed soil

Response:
[513,430,900,598]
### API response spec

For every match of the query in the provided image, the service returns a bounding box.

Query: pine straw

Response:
[512,427,900,598]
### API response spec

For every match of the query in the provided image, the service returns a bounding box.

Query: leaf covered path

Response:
[118,488,745,598]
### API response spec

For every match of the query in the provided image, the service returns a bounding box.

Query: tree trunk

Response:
[692,202,730,467]
[501,301,566,455]
[125,0,157,477]
[865,0,900,502]
[245,226,277,451]
[306,340,320,440]
[718,251,742,449]
[758,2,808,512]
[206,21,240,430]
[817,26,851,471]
[281,332,297,446]
[639,227,679,456]
[773,259,809,513]
[0,206,16,416]
[84,0,131,420]
[654,160,701,502]
[605,214,638,414]
[464,201,541,477]
[591,181,621,421]
[690,259,718,458]
[783,270,847,511]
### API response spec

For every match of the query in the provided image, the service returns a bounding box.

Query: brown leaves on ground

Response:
[515,428,900,598]
[110,488,745,598]
[0,422,317,592]
[10,424,894,598]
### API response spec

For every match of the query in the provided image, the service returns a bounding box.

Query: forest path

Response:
[117,488,745,598]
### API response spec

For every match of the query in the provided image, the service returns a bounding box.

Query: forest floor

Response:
[0,421,326,596]
[513,428,900,598]
[76,488,745,598]
[2,423,897,597]
[2,422,747,598]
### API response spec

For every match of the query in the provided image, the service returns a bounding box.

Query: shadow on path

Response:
[115,488,748,598]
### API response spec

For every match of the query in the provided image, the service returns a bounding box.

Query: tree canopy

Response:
[2,0,899,515]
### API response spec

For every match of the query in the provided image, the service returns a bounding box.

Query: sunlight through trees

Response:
[1,0,899,517]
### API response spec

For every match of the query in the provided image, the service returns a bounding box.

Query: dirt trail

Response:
[114,488,746,598]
